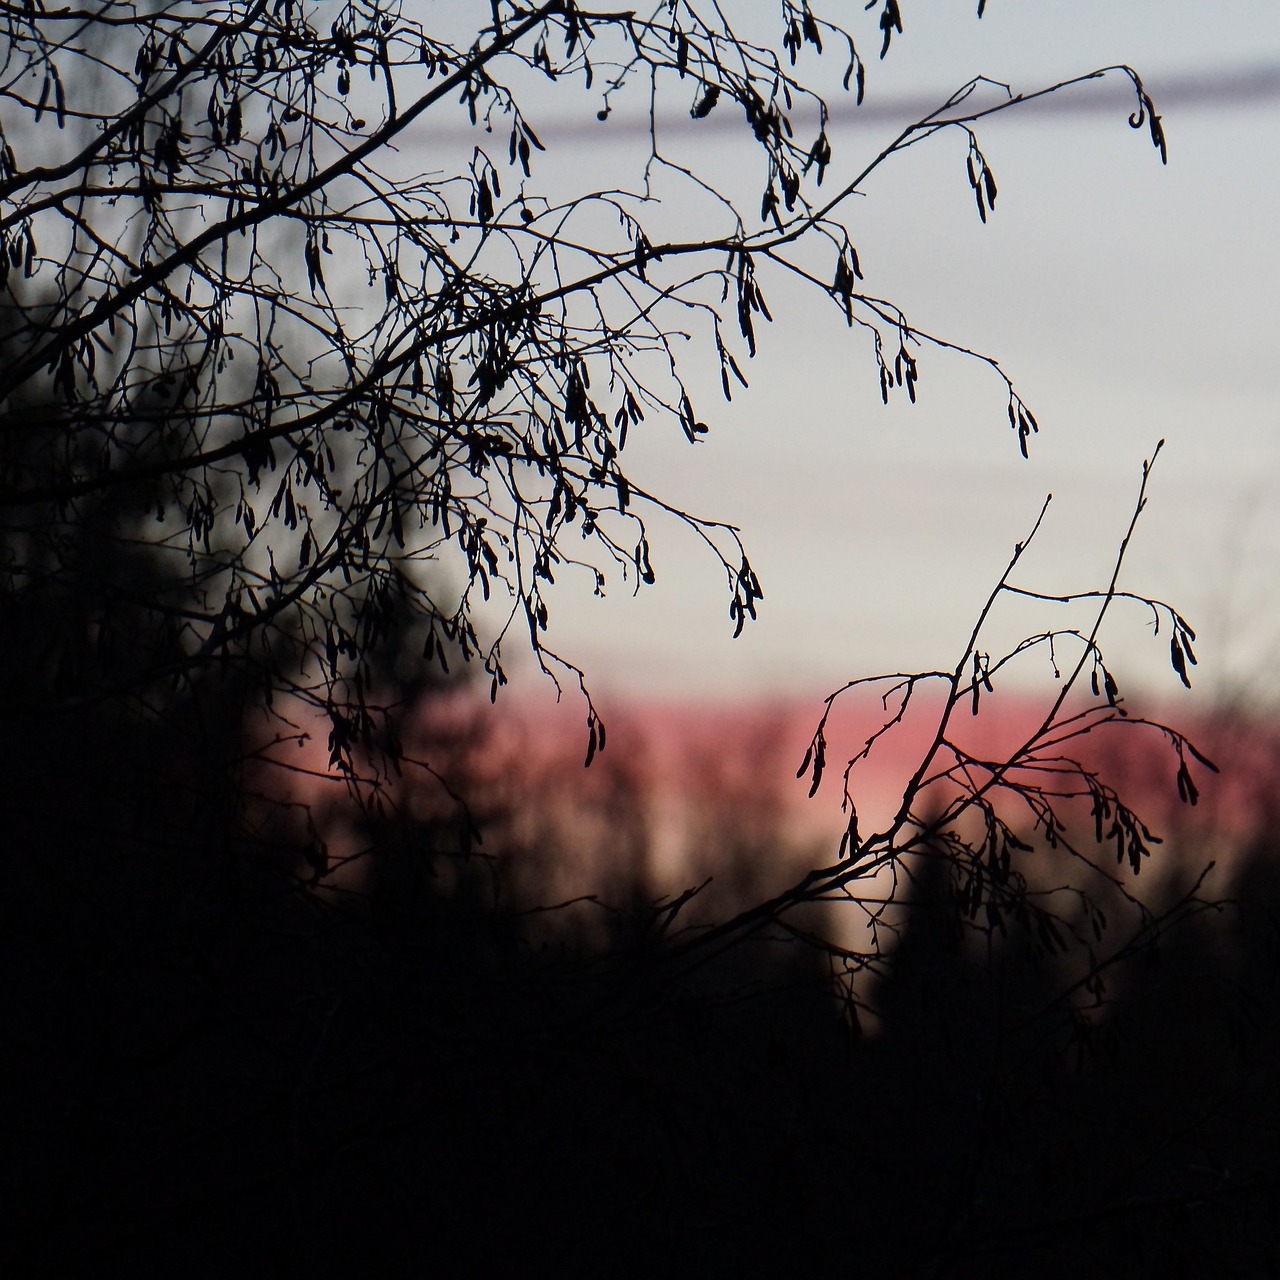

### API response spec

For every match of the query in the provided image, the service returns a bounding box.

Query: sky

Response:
[432,2,1280,710]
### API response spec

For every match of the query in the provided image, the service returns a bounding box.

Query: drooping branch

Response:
[0,2,1172,754]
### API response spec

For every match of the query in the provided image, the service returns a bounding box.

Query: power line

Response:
[491,63,1280,148]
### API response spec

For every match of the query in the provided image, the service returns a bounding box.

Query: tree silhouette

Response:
[0,3,1243,1274]
[0,0,1207,950]
[0,0,1170,725]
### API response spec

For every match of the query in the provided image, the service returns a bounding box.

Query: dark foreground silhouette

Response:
[5,672,1280,1280]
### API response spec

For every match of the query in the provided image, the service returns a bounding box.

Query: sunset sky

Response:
[474,2,1280,710]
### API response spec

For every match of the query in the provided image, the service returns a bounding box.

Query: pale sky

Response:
[430,3,1280,709]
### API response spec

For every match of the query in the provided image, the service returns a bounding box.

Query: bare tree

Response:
[4,4,1240,1272]
[1,0,1219,977]
[664,445,1219,1043]
[0,0,1168,717]
[0,0,1213,995]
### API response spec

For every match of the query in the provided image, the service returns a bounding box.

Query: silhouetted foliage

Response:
[3,2,1263,1275]
[0,0,1170,726]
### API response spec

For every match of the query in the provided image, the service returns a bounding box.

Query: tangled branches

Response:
[0,1,1167,755]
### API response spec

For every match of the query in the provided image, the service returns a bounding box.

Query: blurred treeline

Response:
[6,577,1280,1277]
[5,280,1280,1280]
